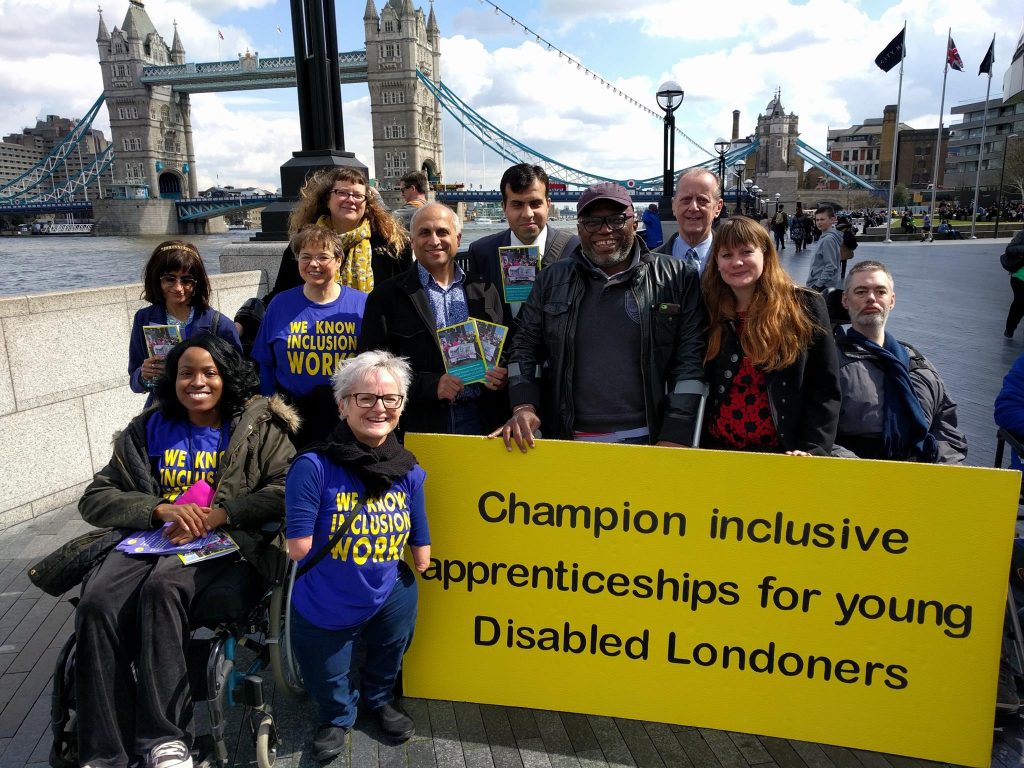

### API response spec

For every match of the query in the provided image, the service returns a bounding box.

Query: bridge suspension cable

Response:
[419,72,664,189]
[0,94,109,203]
[471,0,713,158]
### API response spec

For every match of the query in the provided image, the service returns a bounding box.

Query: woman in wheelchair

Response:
[75,333,297,768]
[285,350,430,761]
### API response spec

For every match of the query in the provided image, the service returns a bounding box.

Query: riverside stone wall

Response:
[0,270,264,529]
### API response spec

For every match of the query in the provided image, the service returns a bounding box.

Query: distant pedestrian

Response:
[806,206,842,292]
[836,215,858,280]
[789,204,808,253]
[393,171,428,228]
[770,205,789,251]
[921,212,933,242]
[641,203,664,249]
[1004,229,1024,338]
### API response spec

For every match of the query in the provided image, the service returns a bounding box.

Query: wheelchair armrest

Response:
[996,428,1024,469]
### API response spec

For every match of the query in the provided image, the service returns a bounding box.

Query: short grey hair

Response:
[843,259,895,292]
[332,350,413,406]
[676,167,722,200]
[409,201,462,236]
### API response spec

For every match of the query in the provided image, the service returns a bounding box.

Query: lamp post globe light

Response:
[714,138,730,191]
[751,186,761,217]
[657,80,684,223]
[743,178,753,215]
[774,191,781,214]
[995,133,1019,239]
[733,161,745,213]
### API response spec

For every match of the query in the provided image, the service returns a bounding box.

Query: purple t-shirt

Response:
[252,285,367,398]
[285,453,428,629]
[146,411,227,501]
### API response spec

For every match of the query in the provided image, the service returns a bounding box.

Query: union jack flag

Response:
[218,29,224,40]
[947,37,964,71]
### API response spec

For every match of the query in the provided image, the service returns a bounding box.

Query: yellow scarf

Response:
[318,215,374,293]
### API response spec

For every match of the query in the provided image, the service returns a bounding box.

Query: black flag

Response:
[875,28,906,72]
[979,39,995,76]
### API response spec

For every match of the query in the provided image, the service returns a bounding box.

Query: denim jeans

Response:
[290,561,418,728]
[75,549,246,768]
[448,400,484,435]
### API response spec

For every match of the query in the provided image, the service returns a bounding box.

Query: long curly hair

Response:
[288,167,409,254]
[141,240,211,311]
[702,217,816,371]
[154,333,259,422]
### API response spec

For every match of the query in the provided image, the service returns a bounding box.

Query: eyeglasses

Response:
[329,189,367,202]
[160,274,197,289]
[295,254,338,265]
[578,213,630,232]
[349,393,404,409]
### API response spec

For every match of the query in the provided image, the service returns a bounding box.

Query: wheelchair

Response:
[993,428,1024,720]
[48,555,305,768]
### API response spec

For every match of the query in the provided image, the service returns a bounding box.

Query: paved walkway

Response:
[2,237,1024,768]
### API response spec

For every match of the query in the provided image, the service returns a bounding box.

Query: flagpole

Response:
[928,28,952,229]
[884,22,906,244]
[970,33,996,239]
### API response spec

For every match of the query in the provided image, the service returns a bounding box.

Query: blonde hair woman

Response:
[264,168,411,303]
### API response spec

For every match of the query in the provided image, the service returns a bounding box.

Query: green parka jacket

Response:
[79,395,299,583]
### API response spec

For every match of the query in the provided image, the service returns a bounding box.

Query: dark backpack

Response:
[1001,248,1024,273]
[841,229,858,251]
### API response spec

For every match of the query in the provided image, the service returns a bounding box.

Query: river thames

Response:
[0,220,579,297]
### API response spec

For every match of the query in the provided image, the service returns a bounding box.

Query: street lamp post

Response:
[743,178,753,215]
[714,138,730,192]
[774,192,782,214]
[751,186,761,218]
[733,161,745,214]
[995,133,1019,239]
[657,81,684,227]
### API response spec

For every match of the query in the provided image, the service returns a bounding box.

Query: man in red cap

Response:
[493,182,706,449]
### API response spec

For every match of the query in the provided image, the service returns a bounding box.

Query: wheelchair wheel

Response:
[254,713,277,768]
[268,562,304,699]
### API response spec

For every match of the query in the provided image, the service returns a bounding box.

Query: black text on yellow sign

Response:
[403,435,1019,768]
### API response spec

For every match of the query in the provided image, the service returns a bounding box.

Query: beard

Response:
[583,233,635,269]
[851,306,889,330]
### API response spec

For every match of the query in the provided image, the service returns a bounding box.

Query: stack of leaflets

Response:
[498,245,541,303]
[436,319,509,384]
[143,325,183,359]
[116,527,239,565]
[116,478,239,564]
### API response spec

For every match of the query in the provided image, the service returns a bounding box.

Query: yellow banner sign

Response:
[403,435,1019,767]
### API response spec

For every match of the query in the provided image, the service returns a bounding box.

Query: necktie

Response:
[685,248,699,269]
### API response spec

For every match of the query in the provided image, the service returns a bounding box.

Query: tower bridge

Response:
[0,0,884,235]
[139,50,369,93]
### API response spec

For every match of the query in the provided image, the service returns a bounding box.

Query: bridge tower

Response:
[364,0,444,209]
[96,0,197,202]
[752,88,801,205]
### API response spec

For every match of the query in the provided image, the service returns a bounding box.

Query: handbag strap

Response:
[295,503,364,579]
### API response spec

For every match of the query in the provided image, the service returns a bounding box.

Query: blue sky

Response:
[0,0,1021,191]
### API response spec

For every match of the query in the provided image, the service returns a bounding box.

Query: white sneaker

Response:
[149,740,193,768]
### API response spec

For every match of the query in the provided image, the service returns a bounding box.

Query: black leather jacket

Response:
[507,242,707,444]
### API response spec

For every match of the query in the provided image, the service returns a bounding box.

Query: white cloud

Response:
[1,0,1021,197]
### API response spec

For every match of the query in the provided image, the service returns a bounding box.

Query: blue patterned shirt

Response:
[416,263,479,399]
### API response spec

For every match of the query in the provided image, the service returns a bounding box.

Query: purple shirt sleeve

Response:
[284,455,323,538]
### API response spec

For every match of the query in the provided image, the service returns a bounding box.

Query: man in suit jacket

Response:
[359,203,510,436]
[655,167,724,274]
[468,164,578,316]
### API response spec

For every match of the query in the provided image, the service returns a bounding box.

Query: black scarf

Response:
[303,421,417,498]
